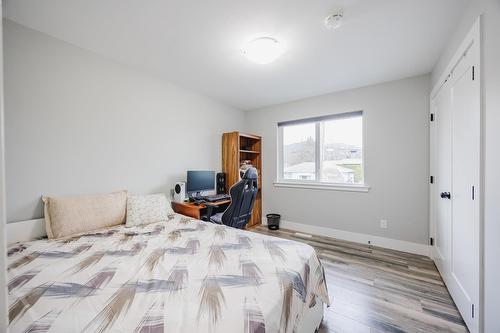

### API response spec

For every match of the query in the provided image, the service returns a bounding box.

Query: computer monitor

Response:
[186,170,215,195]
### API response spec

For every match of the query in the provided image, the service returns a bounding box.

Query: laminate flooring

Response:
[251,226,469,333]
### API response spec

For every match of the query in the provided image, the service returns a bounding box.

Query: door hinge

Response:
[430,237,434,246]
[472,303,475,318]
[430,113,435,122]
[472,66,475,81]
[430,176,434,184]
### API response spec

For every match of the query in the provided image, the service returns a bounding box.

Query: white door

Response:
[448,47,480,332]
[430,33,480,333]
[432,84,452,279]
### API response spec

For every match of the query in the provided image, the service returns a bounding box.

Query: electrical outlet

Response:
[380,219,388,229]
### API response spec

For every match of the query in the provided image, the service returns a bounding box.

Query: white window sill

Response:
[273,181,370,192]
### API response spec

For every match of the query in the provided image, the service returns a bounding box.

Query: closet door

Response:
[448,47,480,332]
[430,39,480,333]
[432,85,452,280]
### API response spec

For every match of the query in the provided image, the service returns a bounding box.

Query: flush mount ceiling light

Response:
[242,37,284,64]
[324,11,344,30]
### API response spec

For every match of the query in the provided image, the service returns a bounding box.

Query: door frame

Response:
[0,5,8,330]
[429,16,482,333]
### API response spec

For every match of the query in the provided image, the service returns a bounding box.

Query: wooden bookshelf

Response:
[222,131,262,228]
[239,150,260,154]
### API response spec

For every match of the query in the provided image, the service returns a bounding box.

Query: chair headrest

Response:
[242,167,258,180]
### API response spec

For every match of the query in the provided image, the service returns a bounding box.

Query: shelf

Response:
[223,131,262,227]
[239,150,260,154]
[239,132,261,140]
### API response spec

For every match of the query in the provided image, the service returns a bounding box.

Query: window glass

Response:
[283,123,316,181]
[320,116,363,184]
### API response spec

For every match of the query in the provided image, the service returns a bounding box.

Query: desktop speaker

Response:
[216,173,226,194]
[173,182,186,203]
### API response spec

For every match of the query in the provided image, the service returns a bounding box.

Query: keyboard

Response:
[203,194,230,202]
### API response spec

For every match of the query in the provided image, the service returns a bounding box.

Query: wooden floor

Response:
[251,226,468,333]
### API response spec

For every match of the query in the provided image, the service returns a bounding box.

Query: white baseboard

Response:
[7,219,46,244]
[268,219,430,257]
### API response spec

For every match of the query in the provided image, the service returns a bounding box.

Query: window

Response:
[278,111,364,186]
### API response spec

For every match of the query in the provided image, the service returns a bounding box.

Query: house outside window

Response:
[278,111,364,185]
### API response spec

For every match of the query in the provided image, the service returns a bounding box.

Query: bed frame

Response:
[298,298,324,332]
[7,218,46,244]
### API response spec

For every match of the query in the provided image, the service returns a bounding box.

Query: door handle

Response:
[440,192,451,199]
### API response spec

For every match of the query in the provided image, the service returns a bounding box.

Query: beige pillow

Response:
[125,193,173,227]
[43,190,127,239]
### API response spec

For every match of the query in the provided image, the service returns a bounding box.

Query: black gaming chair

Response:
[206,167,258,229]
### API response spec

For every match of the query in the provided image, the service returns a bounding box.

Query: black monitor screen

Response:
[186,171,215,193]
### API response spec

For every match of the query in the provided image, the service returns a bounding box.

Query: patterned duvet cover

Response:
[7,214,330,332]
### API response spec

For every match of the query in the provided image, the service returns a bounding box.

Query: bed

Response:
[7,213,330,332]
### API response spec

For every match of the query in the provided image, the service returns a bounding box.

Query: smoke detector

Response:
[324,12,344,30]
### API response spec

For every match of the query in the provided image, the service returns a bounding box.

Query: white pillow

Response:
[126,193,173,227]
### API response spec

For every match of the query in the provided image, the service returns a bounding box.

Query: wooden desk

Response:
[171,200,231,220]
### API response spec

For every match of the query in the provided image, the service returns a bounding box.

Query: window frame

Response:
[276,111,369,192]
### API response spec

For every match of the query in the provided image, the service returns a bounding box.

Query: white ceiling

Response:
[4,0,466,110]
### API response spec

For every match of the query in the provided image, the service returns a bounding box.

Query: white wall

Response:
[4,20,244,223]
[0,9,9,331]
[432,1,500,332]
[245,75,430,245]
